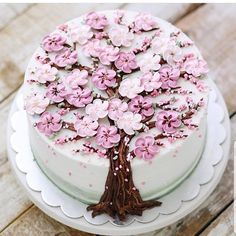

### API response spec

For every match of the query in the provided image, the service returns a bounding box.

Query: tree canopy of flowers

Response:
[25,11,208,221]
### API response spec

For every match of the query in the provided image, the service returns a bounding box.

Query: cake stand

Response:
[7,80,231,236]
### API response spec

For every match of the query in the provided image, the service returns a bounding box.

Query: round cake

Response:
[23,10,209,220]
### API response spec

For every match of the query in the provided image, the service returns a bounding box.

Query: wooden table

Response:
[0,3,235,236]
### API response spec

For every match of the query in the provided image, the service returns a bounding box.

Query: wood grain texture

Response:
[176,3,236,115]
[200,204,234,236]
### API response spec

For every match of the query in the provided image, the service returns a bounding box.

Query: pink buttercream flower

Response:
[85,99,109,120]
[74,115,98,137]
[85,11,108,30]
[108,25,134,47]
[98,45,119,65]
[115,52,138,73]
[117,111,142,135]
[66,69,88,89]
[119,77,144,99]
[140,72,162,92]
[42,33,66,52]
[156,110,182,133]
[134,13,156,31]
[183,55,209,77]
[54,48,78,67]
[69,24,93,45]
[25,93,49,115]
[108,98,128,121]
[37,112,62,136]
[159,64,180,89]
[138,53,161,72]
[46,82,67,103]
[31,64,58,84]
[151,36,173,55]
[92,67,116,90]
[163,45,183,66]
[96,125,120,148]
[128,95,154,119]
[66,87,93,108]
[134,136,159,160]
[82,39,102,58]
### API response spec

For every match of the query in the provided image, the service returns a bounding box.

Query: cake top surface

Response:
[24,10,209,165]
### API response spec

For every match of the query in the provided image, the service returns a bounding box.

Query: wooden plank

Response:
[176,3,236,115]
[200,204,234,236]
[0,3,197,103]
[0,206,94,236]
[0,3,32,31]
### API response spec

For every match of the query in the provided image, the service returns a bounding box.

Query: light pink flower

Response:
[156,110,182,133]
[183,55,209,77]
[42,33,66,52]
[54,48,78,67]
[117,111,142,135]
[159,64,180,89]
[37,112,62,136]
[74,115,98,137]
[82,39,102,58]
[69,24,93,45]
[31,64,58,84]
[92,67,116,90]
[85,99,109,120]
[98,45,119,65]
[66,69,88,89]
[134,13,156,31]
[25,93,49,115]
[46,82,67,103]
[66,87,93,108]
[163,45,183,66]
[151,36,173,55]
[119,77,144,99]
[108,98,128,121]
[138,53,161,72]
[134,136,159,160]
[128,95,154,119]
[85,11,108,30]
[96,125,120,148]
[115,52,138,73]
[140,72,162,92]
[108,25,134,47]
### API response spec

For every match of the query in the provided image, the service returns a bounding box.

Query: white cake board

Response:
[7,80,231,236]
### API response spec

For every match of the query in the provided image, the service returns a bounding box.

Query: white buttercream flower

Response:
[119,77,144,99]
[108,25,134,47]
[69,24,93,45]
[85,99,109,120]
[25,93,50,115]
[163,45,183,66]
[117,111,142,135]
[138,53,161,72]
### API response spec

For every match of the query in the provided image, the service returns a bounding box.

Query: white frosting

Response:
[24,10,209,204]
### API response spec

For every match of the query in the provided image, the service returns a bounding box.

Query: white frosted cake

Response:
[23,10,209,220]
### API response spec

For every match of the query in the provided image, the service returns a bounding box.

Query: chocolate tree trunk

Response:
[87,136,162,221]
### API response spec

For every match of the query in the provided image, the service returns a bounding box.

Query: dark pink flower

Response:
[37,112,62,136]
[85,11,108,30]
[96,125,120,148]
[66,87,93,108]
[54,49,78,67]
[134,136,159,160]
[42,33,66,52]
[156,110,182,133]
[46,82,67,103]
[114,52,138,73]
[159,65,180,89]
[128,95,154,119]
[92,67,116,90]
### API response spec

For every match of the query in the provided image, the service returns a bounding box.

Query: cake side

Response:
[23,10,209,219]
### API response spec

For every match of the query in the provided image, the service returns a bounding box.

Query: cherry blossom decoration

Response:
[25,10,209,221]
